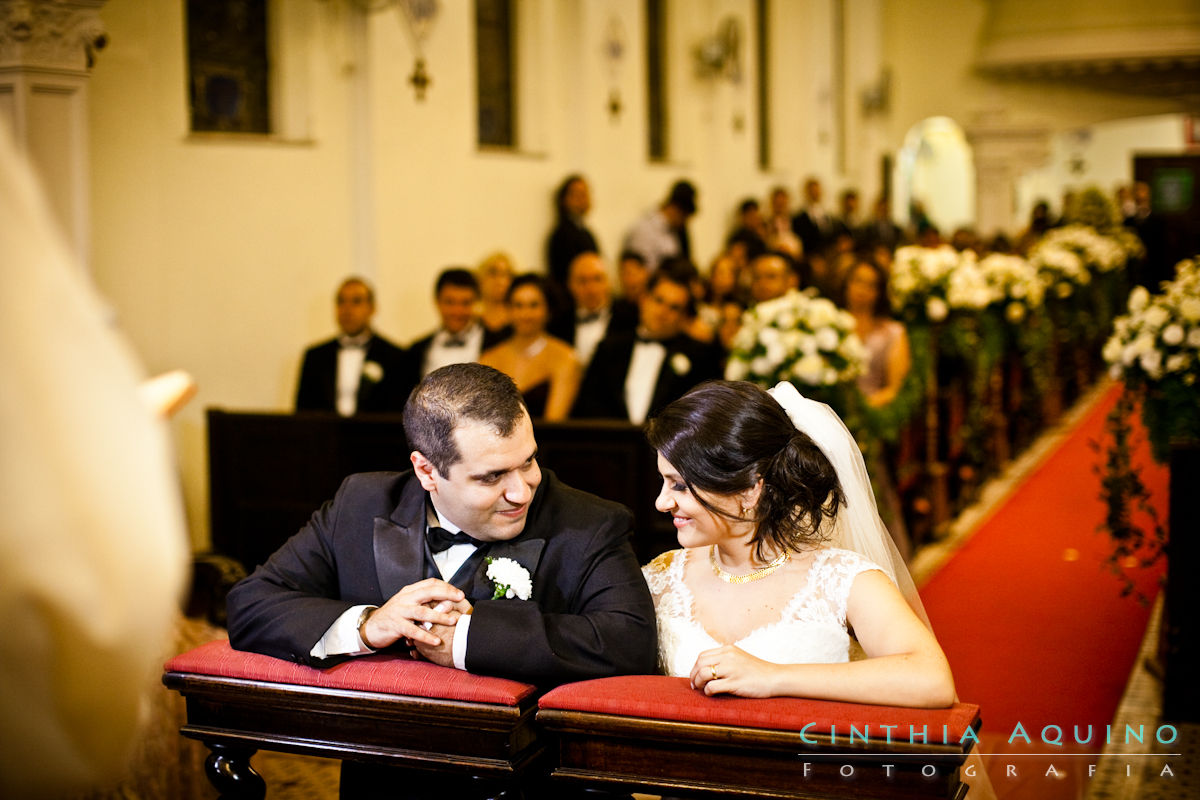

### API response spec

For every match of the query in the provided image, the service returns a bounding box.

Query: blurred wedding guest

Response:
[546,173,599,288]
[405,268,508,389]
[697,251,741,331]
[841,256,913,560]
[574,258,722,423]
[791,176,835,257]
[477,251,516,341]
[617,248,651,304]
[624,179,699,271]
[1016,200,1053,255]
[749,250,801,305]
[1125,181,1169,289]
[834,188,861,241]
[716,298,748,356]
[843,258,911,409]
[1,122,188,798]
[725,197,768,262]
[295,276,408,415]
[548,251,637,369]
[858,196,904,252]
[764,184,803,258]
[481,274,581,421]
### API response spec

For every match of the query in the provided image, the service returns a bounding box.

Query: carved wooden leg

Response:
[204,742,266,800]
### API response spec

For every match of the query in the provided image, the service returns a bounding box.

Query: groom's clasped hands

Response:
[360,577,473,666]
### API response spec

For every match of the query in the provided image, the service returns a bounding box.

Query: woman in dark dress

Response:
[480,275,581,421]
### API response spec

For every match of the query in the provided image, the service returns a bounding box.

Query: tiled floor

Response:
[1085,595,1198,800]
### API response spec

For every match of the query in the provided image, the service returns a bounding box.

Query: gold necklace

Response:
[709,545,790,584]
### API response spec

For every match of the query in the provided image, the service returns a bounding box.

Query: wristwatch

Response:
[356,605,379,650]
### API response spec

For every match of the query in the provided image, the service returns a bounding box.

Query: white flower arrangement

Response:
[485,556,532,600]
[944,250,1000,312]
[977,253,1046,324]
[890,245,961,322]
[1039,224,1127,274]
[725,289,865,387]
[1104,258,1200,386]
[891,246,1005,322]
[1028,241,1090,299]
[361,360,384,382]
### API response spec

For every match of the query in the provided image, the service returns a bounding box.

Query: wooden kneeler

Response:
[163,640,541,799]
[538,676,981,800]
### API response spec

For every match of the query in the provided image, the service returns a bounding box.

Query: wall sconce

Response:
[603,14,627,120]
[693,16,742,84]
[350,0,440,100]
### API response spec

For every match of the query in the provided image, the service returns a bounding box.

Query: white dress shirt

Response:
[573,307,610,368]
[422,323,484,377]
[335,333,370,416]
[625,338,667,424]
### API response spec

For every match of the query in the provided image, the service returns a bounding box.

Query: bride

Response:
[641,379,953,707]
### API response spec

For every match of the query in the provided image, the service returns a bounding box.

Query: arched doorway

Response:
[895,117,976,238]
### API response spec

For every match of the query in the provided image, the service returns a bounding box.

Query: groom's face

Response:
[417,412,542,542]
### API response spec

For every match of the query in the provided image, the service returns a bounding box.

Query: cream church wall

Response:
[82,0,1194,552]
[1015,115,1188,226]
[86,0,850,551]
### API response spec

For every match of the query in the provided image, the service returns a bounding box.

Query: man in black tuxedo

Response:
[229,363,657,796]
[294,277,407,415]
[230,361,655,678]
[548,251,638,369]
[573,258,722,423]
[402,268,509,399]
[791,176,836,258]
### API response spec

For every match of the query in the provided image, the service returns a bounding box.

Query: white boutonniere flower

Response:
[485,556,532,600]
[361,360,384,382]
[670,352,691,375]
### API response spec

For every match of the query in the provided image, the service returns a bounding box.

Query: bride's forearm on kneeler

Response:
[765,652,956,708]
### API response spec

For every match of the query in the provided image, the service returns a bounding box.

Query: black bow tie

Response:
[426,526,480,553]
[443,336,467,348]
[577,312,602,324]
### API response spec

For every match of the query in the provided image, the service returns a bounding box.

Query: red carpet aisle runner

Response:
[918,383,1169,800]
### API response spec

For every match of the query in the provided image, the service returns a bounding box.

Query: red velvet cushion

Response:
[165,639,537,706]
[539,676,979,742]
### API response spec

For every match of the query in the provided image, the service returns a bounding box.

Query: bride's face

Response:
[654,453,750,547]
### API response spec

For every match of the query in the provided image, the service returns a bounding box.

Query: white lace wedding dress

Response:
[641,546,886,677]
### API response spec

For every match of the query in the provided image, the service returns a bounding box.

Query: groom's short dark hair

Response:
[403,363,527,476]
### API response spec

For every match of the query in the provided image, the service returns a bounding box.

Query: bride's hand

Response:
[691,645,781,698]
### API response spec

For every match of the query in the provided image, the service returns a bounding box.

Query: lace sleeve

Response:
[814,549,889,625]
[641,549,679,609]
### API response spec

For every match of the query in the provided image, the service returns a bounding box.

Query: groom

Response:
[227,362,656,683]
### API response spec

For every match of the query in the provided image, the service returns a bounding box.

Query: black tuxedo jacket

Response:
[548,299,638,347]
[225,469,657,684]
[546,217,599,287]
[294,334,408,414]
[791,209,834,257]
[572,332,723,421]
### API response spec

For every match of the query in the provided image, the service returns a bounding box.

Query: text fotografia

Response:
[790,762,1180,780]
[792,722,1180,747]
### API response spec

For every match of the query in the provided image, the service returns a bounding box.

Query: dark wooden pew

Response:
[164,642,982,800]
[538,676,981,799]
[163,640,541,800]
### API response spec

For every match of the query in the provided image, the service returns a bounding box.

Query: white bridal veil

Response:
[766,381,996,800]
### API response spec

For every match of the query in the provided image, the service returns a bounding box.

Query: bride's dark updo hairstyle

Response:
[646,380,845,562]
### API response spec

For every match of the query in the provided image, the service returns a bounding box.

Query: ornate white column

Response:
[964,117,1051,238]
[0,0,107,268]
